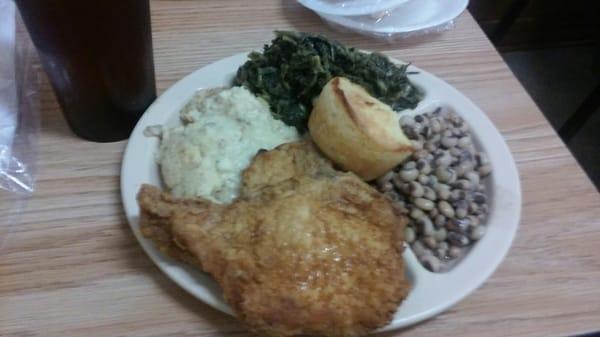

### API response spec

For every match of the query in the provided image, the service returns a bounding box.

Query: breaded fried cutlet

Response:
[138,141,410,337]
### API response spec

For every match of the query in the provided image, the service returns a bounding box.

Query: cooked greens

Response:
[234,31,422,132]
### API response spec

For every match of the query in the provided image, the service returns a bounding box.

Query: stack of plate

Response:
[298,0,469,37]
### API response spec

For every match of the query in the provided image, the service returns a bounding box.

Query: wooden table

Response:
[2,1,600,336]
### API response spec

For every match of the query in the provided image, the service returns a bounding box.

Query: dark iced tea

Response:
[15,0,156,142]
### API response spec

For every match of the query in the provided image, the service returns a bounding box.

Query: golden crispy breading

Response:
[138,141,410,337]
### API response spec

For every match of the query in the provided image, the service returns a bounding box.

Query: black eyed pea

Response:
[454,199,469,211]
[383,191,400,202]
[376,171,394,186]
[404,227,416,243]
[415,197,435,211]
[411,241,427,258]
[432,148,445,159]
[402,125,419,140]
[438,241,449,251]
[449,189,466,202]
[449,112,462,125]
[465,171,480,186]
[420,254,441,272]
[423,186,437,201]
[467,144,477,154]
[459,150,474,162]
[435,247,448,259]
[422,126,433,138]
[416,159,432,174]
[434,214,446,227]
[430,118,442,133]
[411,140,424,151]
[475,152,490,167]
[392,174,405,189]
[435,183,451,200]
[408,181,424,198]
[413,122,424,135]
[404,161,417,170]
[448,246,462,258]
[478,164,492,177]
[410,207,426,221]
[435,153,453,168]
[446,218,469,233]
[429,207,439,218]
[452,179,472,191]
[480,204,490,215]
[448,232,470,247]
[400,115,414,127]
[429,133,441,145]
[414,150,429,160]
[473,192,487,204]
[379,181,394,192]
[438,200,455,218]
[425,141,437,152]
[418,174,430,185]
[427,175,439,188]
[456,207,468,219]
[469,225,486,241]
[435,166,456,183]
[400,167,420,182]
[418,217,435,236]
[423,236,437,249]
[391,201,408,215]
[458,136,472,148]
[469,201,480,213]
[468,215,480,227]
[455,161,474,177]
[401,182,412,195]
[449,147,462,157]
[447,170,457,184]
[434,227,447,241]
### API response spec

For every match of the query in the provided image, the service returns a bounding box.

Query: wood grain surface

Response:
[2,1,600,337]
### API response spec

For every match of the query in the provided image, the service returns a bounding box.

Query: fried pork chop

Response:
[138,141,410,337]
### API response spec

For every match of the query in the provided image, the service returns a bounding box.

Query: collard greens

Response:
[234,31,422,132]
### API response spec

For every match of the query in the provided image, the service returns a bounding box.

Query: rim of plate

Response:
[319,0,469,34]
[121,52,521,332]
[298,0,411,17]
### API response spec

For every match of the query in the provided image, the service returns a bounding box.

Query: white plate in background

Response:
[298,0,411,17]
[121,52,521,331]
[319,0,469,35]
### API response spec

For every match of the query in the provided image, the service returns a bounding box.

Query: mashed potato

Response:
[158,87,299,203]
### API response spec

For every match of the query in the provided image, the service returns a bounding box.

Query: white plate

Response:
[319,0,469,35]
[297,0,411,17]
[121,52,521,332]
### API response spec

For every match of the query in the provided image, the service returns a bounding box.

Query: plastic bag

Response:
[0,0,40,251]
[0,0,38,195]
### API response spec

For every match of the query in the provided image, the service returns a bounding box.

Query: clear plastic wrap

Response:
[0,0,38,195]
[0,0,40,250]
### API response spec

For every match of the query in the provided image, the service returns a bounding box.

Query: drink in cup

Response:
[15,0,156,142]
